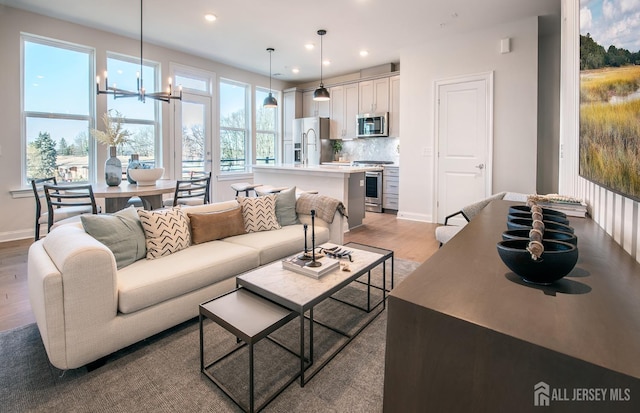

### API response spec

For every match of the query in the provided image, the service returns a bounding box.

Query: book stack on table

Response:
[528,194,588,218]
[282,254,340,279]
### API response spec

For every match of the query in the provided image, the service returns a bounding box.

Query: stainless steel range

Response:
[352,161,394,213]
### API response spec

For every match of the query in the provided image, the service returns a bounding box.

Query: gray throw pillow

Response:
[275,186,299,226]
[81,207,146,269]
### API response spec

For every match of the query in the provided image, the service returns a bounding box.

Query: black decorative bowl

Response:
[507,212,570,225]
[509,205,568,218]
[496,239,579,284]
[501,229,578,246]
[507,218,574,234]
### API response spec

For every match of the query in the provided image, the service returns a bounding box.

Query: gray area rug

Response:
[0,258,420,412]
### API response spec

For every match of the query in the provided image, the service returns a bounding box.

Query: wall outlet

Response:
[360,180,364,186]
[422,147,433,157]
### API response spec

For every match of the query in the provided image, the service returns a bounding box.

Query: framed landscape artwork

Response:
[579,0,640,201]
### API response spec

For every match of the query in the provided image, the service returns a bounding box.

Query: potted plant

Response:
[332,140,343,161]
[91,110,131,186]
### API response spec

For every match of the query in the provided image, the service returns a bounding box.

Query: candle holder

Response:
[306,210,322,268]
[297,224,312,261]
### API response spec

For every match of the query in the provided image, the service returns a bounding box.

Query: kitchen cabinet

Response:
[329,83,359,140]
[389,75,400,137]
[282,88,302,164]
[383,166,399,211]
[359,77,389,114]
[302,90,330,118]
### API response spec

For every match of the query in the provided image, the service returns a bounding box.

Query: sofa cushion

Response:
[117,241,260,314]
[223,223,330,265]
[275,186,299,226]
[238,195,281,233]
[137,207,190,259]
[80,207,146,269]
[187,207,245,245]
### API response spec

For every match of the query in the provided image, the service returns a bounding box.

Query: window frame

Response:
[21,33,96,186]
[219,78,251,174]
[105,52,162,166]
[254,86,280,165]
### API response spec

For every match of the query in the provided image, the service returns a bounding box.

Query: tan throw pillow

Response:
[187,207,246,244]
[238,194,281,233]
[137,207,190,259]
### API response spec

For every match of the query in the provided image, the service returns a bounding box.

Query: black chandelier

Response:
[96,0,182,103]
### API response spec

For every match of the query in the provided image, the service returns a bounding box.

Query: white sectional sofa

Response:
[28,198,344,370]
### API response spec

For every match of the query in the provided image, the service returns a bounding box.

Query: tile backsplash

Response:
[337,137,400,163]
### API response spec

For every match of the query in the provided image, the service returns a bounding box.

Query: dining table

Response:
[92,179,177,213]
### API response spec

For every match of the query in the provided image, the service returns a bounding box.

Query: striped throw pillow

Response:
[137,207,191,259]
[238,195,281,233]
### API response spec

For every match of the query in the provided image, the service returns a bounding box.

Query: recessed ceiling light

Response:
[360,50,369,57]
[292,67,300,74]
[323,60,331,66]
[204,14,217,22]
[305,43,315,50]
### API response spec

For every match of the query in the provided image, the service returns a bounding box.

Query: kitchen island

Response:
[252,164,380,229]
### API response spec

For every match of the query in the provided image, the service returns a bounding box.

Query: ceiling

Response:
[1,0,560,83]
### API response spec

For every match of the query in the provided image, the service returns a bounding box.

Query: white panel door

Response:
[436,73,493,224]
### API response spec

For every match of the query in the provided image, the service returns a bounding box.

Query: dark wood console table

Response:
[383,200,640,412]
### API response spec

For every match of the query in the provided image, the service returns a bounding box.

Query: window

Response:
[106,54,161,169]
[255,88,279,165]
[219,79,249,173]
[23,35,93,184]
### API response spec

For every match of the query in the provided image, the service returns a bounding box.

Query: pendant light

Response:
[263,48,278,108]
[313,29,330,101]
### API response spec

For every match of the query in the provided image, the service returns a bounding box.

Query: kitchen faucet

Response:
[302,128,317,165]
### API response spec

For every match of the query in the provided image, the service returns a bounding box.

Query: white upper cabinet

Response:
[359,77,390,114]
[329,83,359,140]
[302,90,330,118]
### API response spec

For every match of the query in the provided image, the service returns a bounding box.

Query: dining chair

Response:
[41,183,99,238]
[435,192,507,247]
[31,177,96,240]
[163,172,211,207]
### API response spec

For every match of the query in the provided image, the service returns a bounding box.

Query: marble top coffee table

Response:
[237,242,393,386]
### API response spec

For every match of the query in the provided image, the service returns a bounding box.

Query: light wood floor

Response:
[0,212,440,332]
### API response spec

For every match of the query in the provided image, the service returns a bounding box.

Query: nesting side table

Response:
[199,289,298,413]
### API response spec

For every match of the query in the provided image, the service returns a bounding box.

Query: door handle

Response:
[475,164,485,170]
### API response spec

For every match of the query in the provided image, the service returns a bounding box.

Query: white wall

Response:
[0,6,288,241]
[397,17,539,222]
[560,0,640,263]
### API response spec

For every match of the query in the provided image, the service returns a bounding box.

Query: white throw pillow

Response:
[137,207,190,259]
[238,194,281,233]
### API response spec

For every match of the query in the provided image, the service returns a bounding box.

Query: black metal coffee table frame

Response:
[237,242,394,387]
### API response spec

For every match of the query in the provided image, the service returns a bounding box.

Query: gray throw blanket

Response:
[296,194,348,224]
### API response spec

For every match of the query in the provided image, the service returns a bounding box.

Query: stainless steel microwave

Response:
[356,112,388,138]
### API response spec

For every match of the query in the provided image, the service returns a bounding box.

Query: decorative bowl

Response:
[496,239,579,284]
[508,205,567,218]
[507,212,570,225]
[501,229,577,246]
[507,218,574,233]
[128,167,164,186]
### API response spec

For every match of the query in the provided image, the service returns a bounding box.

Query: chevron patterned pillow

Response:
[238,194,281,233]
[137,207,191,259]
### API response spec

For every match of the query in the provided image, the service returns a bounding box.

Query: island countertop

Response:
[252,163,370,230]
[252,163,382,176]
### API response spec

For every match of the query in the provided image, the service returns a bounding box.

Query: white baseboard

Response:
[397,210,433,223]
[0,229,33,243]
